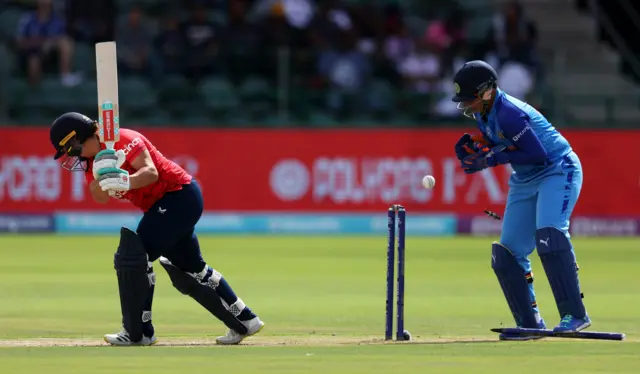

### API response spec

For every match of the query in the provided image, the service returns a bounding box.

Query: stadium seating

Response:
[0,0,637,127]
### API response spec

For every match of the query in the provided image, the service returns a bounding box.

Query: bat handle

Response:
[103,143,117,198]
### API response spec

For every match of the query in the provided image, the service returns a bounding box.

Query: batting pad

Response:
[114,227,150,342]
[491,242,540,328]
[536,227,586,319]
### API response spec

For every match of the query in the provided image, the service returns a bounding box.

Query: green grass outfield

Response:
[0,235,638,373]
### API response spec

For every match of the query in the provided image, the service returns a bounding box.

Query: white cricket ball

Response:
[422,175,436,189]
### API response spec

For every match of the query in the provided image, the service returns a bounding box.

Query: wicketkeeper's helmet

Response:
[451,60,498,103]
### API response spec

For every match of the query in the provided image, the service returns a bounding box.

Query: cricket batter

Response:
[49,112,264,346]
[451,61,589,340]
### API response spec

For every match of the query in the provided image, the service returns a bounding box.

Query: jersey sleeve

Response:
[490,105,547,166]
[123,135,148,164]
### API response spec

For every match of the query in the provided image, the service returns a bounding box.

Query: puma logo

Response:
[539,238,550,246]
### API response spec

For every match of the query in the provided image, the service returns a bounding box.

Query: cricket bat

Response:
[95,41,120,150]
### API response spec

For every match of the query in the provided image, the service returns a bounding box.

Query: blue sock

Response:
[197,265,257,322]
[216,277,256,321]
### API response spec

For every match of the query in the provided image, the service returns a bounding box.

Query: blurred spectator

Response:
[483,0,538,99]
[306,0,353,91]
[309,0,352,48]
[426,6,467,65]
[65,0,116,44]
[381,4,413,65]
[261,3,314,85]
[398,35,442,94]
[434,53,466,119]
[348,4,400,87]
[318,30,371,117]
[115,6,153,76]
[262,1,311,47]
[154,14,186,75]
[180,3,219,81]
[351,3,383,56]
[485,1,538,68]
[498,62,534,100]
[249,0,315,29]
[219,0,263,83]
[16,0,80,86]
[431,6,469,103]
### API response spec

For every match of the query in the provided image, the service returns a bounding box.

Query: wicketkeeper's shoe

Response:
[103,328,158,346]
[553,314,591,333]
[499,320,547,341]
[216,316,265,345]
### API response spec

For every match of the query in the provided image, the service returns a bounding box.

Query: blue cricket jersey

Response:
[474,89,573,182]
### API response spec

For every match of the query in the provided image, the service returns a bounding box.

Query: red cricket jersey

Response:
[86,129,192,211]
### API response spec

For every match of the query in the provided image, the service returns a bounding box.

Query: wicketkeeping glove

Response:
[461,151,488,174]
[93,149,126,180]
[454,134,476,161]
[461,145,508,174]
[97,167,130,192]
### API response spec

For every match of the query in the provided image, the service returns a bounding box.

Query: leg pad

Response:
[159,257,248,334]
[536,227,586,318]
[491,242,539,328]
[114,227,150,342]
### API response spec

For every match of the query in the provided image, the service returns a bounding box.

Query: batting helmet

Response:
[50,112,96,160]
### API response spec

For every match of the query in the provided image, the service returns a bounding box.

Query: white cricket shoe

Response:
[104,328,157,346]
[216,317,265,345]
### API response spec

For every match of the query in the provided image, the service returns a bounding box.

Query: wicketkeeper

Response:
[452,61,590,340]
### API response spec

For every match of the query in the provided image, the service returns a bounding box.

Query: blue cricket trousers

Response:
[500,152,583,273]
[136,180,207,273]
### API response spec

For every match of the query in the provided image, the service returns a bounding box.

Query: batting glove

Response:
[97,167,130,192]
[93,149,126,180]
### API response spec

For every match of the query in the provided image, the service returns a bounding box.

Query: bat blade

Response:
[95,41,120,150]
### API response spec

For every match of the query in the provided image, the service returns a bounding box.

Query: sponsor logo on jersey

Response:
[512,125,531,142]
[122,137,142,155]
